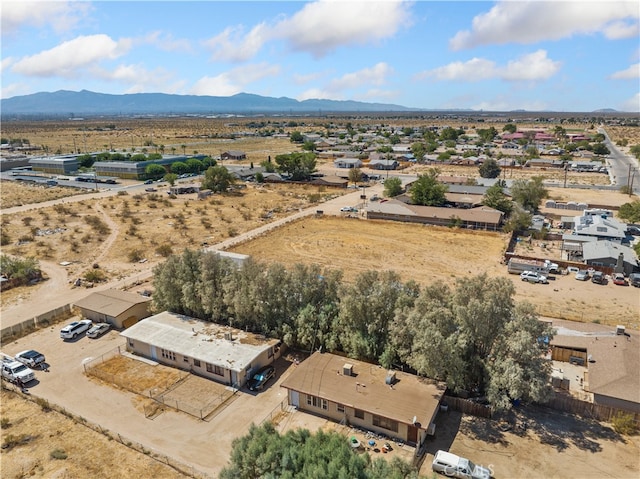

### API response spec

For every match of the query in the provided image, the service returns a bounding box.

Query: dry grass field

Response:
[0,388,192,479]
[0,182,89,209]
[0,182,342,295]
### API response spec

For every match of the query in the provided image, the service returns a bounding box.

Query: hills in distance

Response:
[1,90,420,117]
[0,90,622,117]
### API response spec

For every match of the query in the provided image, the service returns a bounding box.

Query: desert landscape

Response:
[1,116,639,477]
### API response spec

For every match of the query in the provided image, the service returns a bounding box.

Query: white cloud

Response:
[1,82,30,99]
[609,63,640,80]
[419,58,497,82]
[204,23,270,62]
[357,88,401,102]
[472,97,548,112]
[502,50,561,81]
[620,92,640,112]
[1,56,15,73]
[11,35,130,78]
[276,0,412,57]
[141,31,193,54]
[327,63,393,90]
[293,71,328,85]
[419,50,560,83]
[297,88,333,101]
[450,1,640,50]
[203,0,412,62]
[190,63,281,96]
[1,1,91,36]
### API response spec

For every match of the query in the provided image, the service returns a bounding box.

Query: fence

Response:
[0,304,74,343]
[260,398,290,425]
[1,384,214,479]
[543,394,640,425]
[442,395,493,419]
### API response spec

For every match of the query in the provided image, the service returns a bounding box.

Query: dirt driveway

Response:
[1,325,298,477]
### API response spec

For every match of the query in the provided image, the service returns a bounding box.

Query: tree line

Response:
[152,250,554,410]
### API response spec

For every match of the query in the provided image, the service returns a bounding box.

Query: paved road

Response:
[599,128,640,194]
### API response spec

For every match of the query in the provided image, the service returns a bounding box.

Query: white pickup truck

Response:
[1,355,36,385]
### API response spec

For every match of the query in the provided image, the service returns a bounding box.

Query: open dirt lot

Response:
[230,215,639,328]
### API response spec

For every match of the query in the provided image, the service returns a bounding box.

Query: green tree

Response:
[302,140,317,151]
[77,154,94,168]
[410,169,447,206]
[630,144,640,160]
[274,152,317,181]
[510,176,548,212]
[170,161,189,175]
[476,127,498,143]
[503,205,533,232]
[439,126,460,141]
[389,274,552,410]
[618,200,640,223]
[482,183,513,214]
[348,167,363,185]
[164,173,178,186]
[383,177,403,197]
[503,123,517,134]
[591,143,610,156]
[0,255,40,284]
[290,131,304,143]
[145,163,166,179]
[201,165,235,193]
[186,158,204,173]
[411,142,425,162]
[478,158,501,179]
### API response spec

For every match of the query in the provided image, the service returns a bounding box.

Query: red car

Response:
[612,273,628,286]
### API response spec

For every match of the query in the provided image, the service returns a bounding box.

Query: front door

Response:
[407,425,418,444]
[290,390,299,408]
[150,345,157,361]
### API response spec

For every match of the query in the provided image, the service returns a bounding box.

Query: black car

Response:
[247,365,276,391]
[591,271,605,284]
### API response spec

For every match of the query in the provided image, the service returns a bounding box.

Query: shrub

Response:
[612,412,638,435]
[83,270,107,283]
[155,244,173,257]
[128,249,144,262]
[35,396,51,412]
[0,417,11,429]
[50,448,68,460]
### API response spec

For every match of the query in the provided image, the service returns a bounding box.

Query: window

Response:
[183,356,190,363]
[337,404,345,413]
[306,395,328,410]
[373,415,398,432]
[355,409,364,419]
[207,363,224,376]
[161,349,176,361]
[128,339,134,348]
[193,359,201,368]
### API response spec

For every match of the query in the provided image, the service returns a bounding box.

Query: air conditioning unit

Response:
[616,325,625,336]
[385,370,397,385]
[343,363,353,376]
[427,423,436,436]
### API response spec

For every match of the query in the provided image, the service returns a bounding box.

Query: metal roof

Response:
[120,312,278,372]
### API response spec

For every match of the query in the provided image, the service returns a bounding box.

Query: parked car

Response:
[14,350,46,369]
[340,206,357,212]
[591,271,605,284]
[144,179,154,184]
[1,359,35,385]
[612,273,628,286]
[575,270,590,281]
[247,365,276,391]
[145,187,157,192]
[86,322,110,338]
[60,319,93,339]
[432,450,491,479]
[566,266,580,274]
[629,273,640,288]
[520,271,548,284]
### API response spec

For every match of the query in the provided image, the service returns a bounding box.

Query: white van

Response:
[432,450,491,479]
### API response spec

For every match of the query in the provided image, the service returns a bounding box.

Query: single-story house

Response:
[311,175,349,188]
[73,288,151,328]
[280,352,446,446]
[574,215,627,243]
[550,320,640,414]
[582,241,639,275]
[368,159,398,170]
[220,150,246,161]
[334,158,363,169]
[121,312,282,387]
[366,199,504,231]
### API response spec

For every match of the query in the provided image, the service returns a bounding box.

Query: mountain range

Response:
[0,90,419,117]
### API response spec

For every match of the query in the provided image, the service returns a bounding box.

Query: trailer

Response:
[507,258,558,275]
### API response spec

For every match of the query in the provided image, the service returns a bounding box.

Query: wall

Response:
[0,304,73,342]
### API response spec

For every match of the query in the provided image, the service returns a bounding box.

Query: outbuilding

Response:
[73,288,151,329]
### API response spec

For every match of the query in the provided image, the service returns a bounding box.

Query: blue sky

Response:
[2,1,639,112]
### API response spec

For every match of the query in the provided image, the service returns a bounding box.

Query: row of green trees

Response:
[220,423,419,479]
[0,255,41,287]
[152,251,554,409]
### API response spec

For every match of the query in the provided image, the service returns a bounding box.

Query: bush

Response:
[155,244,173,257]
[612,412,638,435]
[83,269,107,283]
[128,249,144,262]
[50,448,68,460]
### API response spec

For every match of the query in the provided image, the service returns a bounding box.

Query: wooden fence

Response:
[442,395,493,419]
[544,394,640,425]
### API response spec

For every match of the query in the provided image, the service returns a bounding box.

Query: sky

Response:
[1,0,639,112]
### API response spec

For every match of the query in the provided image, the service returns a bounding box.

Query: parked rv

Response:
[507,258,558,275]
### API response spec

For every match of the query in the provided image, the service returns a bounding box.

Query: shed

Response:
[73,289,151,328]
